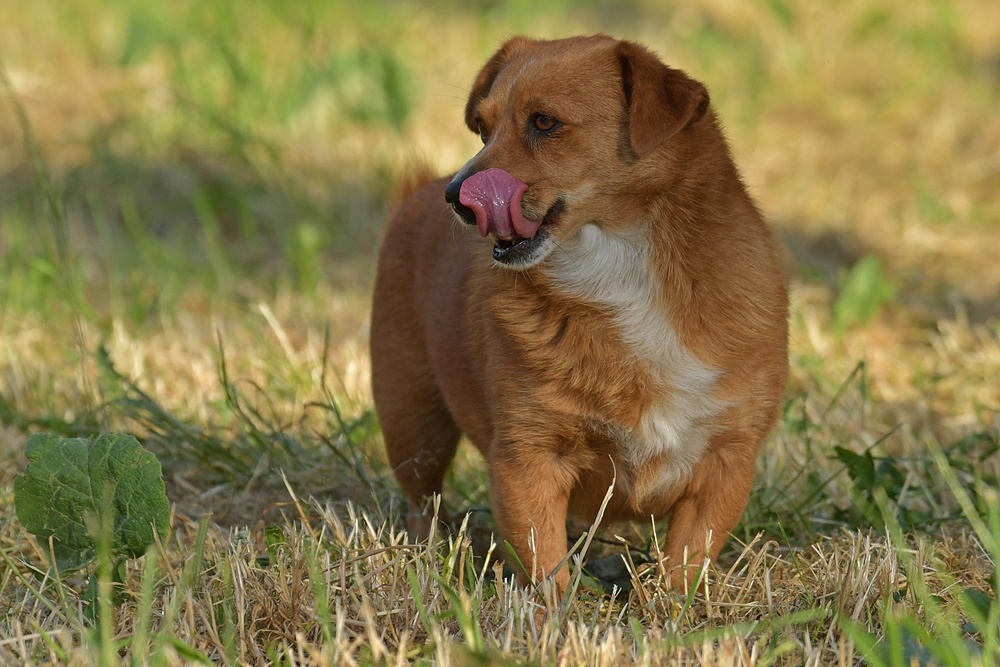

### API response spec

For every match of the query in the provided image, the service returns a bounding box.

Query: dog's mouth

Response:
[445,167,565,266]
[491,228,545,263]
[490,199,562,264]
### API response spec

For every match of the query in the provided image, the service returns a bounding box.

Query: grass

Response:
[1,0,999,664]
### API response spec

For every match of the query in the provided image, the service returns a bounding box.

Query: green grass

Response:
[1,0,999,664]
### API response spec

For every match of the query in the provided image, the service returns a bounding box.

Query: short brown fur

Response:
[371,35,788,590]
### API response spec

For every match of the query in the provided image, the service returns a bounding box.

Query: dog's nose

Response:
[444,176,477,226]
[443,177,462,206]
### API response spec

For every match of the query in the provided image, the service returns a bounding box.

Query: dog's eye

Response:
[533,115,559,132]
[477,119,488,144]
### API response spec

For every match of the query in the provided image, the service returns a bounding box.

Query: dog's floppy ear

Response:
[464,37,532,133]
[616,41,710,158]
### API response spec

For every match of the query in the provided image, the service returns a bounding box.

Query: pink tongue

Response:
[458,168,543,240]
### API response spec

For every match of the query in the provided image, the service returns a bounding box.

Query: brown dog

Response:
[370,35,788,590]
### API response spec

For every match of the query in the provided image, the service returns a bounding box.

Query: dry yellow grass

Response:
[0,488,991,665]
[1,0,999,664]
[1,487,994,666]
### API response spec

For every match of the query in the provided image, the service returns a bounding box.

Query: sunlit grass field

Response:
[1,0,999,664]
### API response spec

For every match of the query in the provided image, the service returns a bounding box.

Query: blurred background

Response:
[2,0,997,294]
[1,0,998,524]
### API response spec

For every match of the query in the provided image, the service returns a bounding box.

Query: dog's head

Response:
[444,35,710,269]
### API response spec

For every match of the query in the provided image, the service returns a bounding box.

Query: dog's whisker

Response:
[431,93,474,103]
[437,81,472,94]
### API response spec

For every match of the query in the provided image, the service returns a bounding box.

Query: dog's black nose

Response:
[444,177,477,226]
[443,178,462,206]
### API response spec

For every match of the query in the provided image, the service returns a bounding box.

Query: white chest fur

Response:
[544,223,727,499]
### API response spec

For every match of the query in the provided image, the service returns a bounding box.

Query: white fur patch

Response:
[544,223,727,500]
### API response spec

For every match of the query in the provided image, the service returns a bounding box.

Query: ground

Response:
[0,0,998,665]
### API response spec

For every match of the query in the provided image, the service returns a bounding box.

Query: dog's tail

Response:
[391,158,439,210]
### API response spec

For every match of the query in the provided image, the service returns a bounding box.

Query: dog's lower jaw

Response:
[447,210,553,270]
[491,229,557,269]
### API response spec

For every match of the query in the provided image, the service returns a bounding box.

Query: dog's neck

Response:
[543,223,650,312]
[542,222,718,384]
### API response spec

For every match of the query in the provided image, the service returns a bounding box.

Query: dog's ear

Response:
[464,37,532,133]
[616,41,710,158]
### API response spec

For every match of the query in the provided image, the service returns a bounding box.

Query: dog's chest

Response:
[544,224,727,495]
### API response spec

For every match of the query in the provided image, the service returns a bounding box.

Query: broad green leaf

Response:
[14,432,170,573]
[834,446,876,492]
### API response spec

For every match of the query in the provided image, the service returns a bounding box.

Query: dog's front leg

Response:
[489,444,576,591]
[661,431,759,587]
